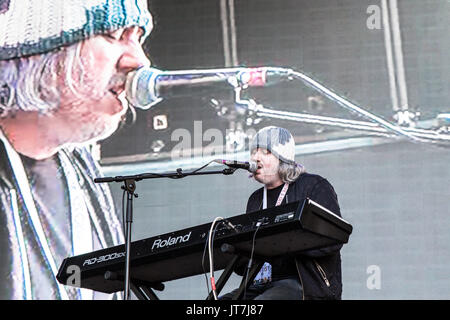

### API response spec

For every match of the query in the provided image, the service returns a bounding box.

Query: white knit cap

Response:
[250,126,296,164]
[0,0,153,60]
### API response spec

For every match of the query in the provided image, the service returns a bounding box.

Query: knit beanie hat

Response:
[250,126,296,164]
[0,0,153,60]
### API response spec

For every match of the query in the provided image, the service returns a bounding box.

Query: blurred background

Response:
[97,0,450,299]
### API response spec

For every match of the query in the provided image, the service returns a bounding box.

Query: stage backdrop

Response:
[98,0,449,299]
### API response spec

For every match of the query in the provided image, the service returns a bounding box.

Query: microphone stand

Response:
[94,167,237,300]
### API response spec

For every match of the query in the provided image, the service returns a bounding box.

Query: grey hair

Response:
[0,41,84,117]
[278,161,306,184]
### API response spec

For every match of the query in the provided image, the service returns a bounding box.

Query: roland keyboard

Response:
[56,199,352,294]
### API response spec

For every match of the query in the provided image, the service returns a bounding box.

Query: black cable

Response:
[190,160,216,174]
[139,160,217,181]
[244,223,261,300]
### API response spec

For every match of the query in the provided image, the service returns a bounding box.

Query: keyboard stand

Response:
[104,271,164,300]
[130,282,159,300]
[232,261,264,300]
[206,254,240,300]
[205,243,265,300]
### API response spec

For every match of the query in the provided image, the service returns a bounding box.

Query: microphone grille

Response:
[125,67,162,109]
[248,161,258,173]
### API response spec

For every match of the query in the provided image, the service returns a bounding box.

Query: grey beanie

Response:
[250,126,296,164]
[0,0,153,60]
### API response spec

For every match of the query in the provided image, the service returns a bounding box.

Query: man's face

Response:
[56,26,150,144]
[251,148,283,188]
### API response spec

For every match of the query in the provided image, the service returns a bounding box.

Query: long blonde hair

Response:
[0,41,84,117]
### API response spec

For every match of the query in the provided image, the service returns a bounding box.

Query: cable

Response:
[190,160,216,174]
[244,222,262,300]
[203,217,238,298]
[202,219,224,296]
[202,232,211,295]
[134,159,218,182]
[288,69,428,144]
[208,216,224,300]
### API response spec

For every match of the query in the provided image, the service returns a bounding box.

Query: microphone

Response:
[213,159,257,173]
[125,66,292,109]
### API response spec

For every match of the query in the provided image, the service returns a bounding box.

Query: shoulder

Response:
[246,186,263,213]
[292,172,339,200]
[293,172,330,189]
[248,186,263,200]
[296,172,326,183]
[296,172,341,215]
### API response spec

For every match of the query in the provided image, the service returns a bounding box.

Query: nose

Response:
[117,29,151,73]
[118,46,150,73]
[251,149,262,162]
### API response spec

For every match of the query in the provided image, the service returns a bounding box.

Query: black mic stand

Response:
[94,167,237,300]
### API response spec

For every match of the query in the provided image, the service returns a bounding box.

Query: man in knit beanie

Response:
[0,0,152,299]
[221,126,345,300]
[249,126,304,189]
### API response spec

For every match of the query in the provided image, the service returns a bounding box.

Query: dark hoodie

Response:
[244,172,344,300]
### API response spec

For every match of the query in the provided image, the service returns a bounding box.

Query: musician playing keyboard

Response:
[220,126,345,300]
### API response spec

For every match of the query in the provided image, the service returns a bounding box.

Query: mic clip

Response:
[222,219,239,233]
[223,167,237,175]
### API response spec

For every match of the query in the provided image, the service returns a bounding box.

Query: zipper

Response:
[314,260,330,287]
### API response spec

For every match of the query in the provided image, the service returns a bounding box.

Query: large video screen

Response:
[0,0,449,300]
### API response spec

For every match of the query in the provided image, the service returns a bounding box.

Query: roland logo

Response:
[152,231,192,250]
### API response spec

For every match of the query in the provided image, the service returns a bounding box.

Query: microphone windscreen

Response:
[248,161,258,173]
[125,67,162,109]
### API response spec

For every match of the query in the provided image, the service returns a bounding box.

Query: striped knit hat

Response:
[0,0,153,60]
[250,126,296,164]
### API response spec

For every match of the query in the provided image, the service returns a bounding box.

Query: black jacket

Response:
[245,173,344,300]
